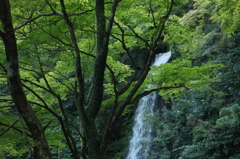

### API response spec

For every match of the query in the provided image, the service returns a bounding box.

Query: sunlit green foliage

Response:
[1,0,238,158]
[146,0,240,158]
[104,56,133,95]
[143,59,223,100]
[193,0,240,35]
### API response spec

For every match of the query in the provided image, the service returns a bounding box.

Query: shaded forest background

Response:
[1,0,240,158]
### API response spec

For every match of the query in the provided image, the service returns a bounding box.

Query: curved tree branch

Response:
[153,0,174,47]
[18,112,32,157]
[129,85,184,104]
[14,12,62,31]
[0,63,7,73]
[0,120,32,138]
[0,119,19,137]
[127,25,151,48]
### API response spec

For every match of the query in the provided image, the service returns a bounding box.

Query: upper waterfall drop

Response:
[153,51,171,66]
[126,51,171,159]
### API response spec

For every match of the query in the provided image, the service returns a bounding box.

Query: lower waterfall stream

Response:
[126,51,171,159]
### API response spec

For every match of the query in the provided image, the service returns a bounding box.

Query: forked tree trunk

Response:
[0,0,52,158]
[80,0,118,158]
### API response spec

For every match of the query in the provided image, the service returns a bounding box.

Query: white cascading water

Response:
[126,51,171,159]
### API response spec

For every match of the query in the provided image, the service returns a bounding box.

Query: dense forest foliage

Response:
[0,0,240,158]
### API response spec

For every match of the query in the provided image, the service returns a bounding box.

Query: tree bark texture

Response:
[0,0,52,158]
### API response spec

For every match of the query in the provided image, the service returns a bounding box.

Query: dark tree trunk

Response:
[82,0,119,158]
[0,0,52,158]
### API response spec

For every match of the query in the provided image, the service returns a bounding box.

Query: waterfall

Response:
[126,51,171,159]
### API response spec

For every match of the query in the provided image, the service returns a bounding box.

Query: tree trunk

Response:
[82,0,119,158]
[81,0,113,158]
[0,0,52,158]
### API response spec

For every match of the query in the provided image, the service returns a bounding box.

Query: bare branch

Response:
[110,22,144,95]
[69,123,87,159]
[18,112,32,157]
[33,22,72,47]
[29,102,58,118]
[0,63,7,73]
[110,33,142,95]
[0,121,32,137]
[105,0,119,36]
[68,9,94,17]
[105,64,119,94]
[30,101,78,157]
[14,12,62,31]
[0,119,19,137]
[110,21,138,68]
[13,1,115,32]
[19,66,41,76]
[0,99,12,102]
[58,1,85,157]
[69,123,85,142]
[21,79,50,93]
[86,83,93,105]
[118,68,141,95]
[45,0,56,13]
[129,85,185,104]
[43,120,52,131]
[46,73,74,92]
[22,83,51,109]
[127,25,151,48]
[149,1,157,28]
[0,105,15,108]
[36,50,55,94]
[153,0,174,47]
